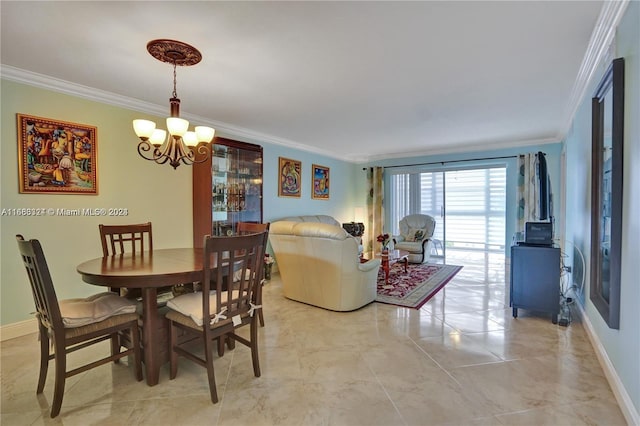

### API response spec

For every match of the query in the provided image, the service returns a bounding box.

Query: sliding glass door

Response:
[389,170,445,256]
[388,166,506,265]
[420,171,446,257]
[445,168,506,249]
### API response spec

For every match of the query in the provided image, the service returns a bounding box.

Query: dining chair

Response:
[15,235,143,418]
[236,221,270,327]
[99,222,153,298]
[165,231,268,404]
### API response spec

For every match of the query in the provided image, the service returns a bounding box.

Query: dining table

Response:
[76,248,206,386]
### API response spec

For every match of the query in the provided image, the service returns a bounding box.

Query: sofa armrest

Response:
[393,235,405,244]
[358,258,381,272]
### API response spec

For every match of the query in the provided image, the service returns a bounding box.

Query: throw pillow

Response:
[405,227,425,242]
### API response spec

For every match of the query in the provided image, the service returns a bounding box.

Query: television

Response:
[536,151,552,221]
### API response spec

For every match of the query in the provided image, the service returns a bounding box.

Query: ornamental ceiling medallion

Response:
[146,39,202,66]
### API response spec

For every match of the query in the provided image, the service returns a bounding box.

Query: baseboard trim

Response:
[575,303,640,425]
[0,318,37,342]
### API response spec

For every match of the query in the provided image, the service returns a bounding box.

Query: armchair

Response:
[393,214,436,263]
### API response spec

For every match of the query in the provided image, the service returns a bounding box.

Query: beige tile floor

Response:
[1,251,627,425]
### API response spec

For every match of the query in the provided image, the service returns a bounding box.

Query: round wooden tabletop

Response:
[76,248,205,288]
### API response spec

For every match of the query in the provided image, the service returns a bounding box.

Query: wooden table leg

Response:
[141,288,160,386]
[381,256,390,283]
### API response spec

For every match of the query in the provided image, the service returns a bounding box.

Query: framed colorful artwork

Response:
[278,156,301,198]
[17,114,98,194]
[312,164,330,200]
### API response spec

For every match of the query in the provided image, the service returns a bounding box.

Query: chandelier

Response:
[132,39,215,169]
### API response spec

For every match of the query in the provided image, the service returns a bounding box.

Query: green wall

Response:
[0,79,362,326]
[0,80,186,325]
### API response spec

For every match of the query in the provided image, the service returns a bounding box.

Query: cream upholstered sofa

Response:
[269,215,381,311]
[393,214,436,263]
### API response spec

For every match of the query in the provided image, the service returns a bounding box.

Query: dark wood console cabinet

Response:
[510,244,560,324]
[193,137,263,248]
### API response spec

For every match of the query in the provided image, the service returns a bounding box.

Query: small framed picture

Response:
[312,164,330,200]
[278,157,301,198]
[17,114,98,194]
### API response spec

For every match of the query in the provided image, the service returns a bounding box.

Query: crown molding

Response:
[0,65,164,114]
[0,65,346,161]
[359,136,560,164]
[559,0,629,140]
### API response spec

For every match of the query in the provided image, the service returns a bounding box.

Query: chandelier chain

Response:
[172,62,178,98]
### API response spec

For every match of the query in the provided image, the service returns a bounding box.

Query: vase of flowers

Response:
[376,233,391,253]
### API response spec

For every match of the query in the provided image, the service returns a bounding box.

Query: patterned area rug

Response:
[375,262,463,309]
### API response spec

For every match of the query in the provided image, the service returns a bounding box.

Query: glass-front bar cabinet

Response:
[193,137,263,247]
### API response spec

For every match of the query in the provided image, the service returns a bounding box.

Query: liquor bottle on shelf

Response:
[193,137,263,246]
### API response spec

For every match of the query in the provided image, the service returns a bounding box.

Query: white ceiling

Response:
[1,1,606,163]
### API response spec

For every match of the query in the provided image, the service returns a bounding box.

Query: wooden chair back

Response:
[99,222,153,296]
[167,230,268,403]
[99,222,152,256]
[16,235,64,335]
[235,222,270,326]
[201,231,268,327]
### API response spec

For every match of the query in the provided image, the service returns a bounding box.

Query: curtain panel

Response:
[366,167,384,253]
